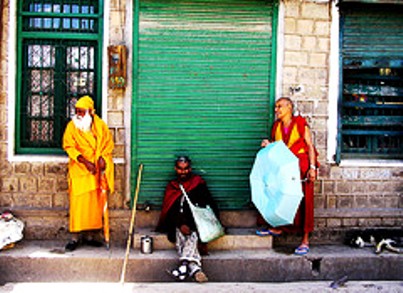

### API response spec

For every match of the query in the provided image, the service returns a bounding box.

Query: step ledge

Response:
[2,241,401,282]
[133,228,273,250]
[1,241,401,259]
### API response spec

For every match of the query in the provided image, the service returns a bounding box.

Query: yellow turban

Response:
[75,96,94,110]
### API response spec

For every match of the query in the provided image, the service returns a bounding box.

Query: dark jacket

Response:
[157,179,220,243]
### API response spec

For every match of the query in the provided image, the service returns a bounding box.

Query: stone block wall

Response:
[0,1,9,162]
[281,0,330,153]
[0,0,128,240]
[0,0,401,244]
[280,0,402,237]
[107,0,130,207]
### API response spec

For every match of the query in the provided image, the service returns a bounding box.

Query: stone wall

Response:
[0,0,128,240]
[280,0,402,236]
[0,0,401,244]
[281,0,330,157]
[0,0,127,207]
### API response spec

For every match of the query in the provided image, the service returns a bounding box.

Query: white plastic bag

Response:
[179,184,224,243]
[0,212,24,250]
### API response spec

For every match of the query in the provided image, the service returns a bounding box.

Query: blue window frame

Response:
[337,2,403,161]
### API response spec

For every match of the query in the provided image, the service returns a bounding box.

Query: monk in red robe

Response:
[156,156,220,283]
[63,95,114,251]
[257,97,318,256]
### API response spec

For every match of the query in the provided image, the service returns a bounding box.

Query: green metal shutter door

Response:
[342,4,403,59]
[134,0,276,209]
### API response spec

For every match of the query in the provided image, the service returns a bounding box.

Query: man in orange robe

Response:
[63,96,114,251]
[257,97,318,256]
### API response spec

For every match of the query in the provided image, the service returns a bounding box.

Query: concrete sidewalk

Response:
[1,281,402,293]
[0,240,402,286]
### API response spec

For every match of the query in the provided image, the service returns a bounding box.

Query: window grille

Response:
[16,0,102,154]
[338,3,403,161]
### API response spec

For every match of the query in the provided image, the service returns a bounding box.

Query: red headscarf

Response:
[157,174,204,229]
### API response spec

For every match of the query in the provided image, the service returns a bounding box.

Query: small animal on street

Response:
[345,229,402,254]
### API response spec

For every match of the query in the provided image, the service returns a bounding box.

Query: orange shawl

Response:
[63,114,115,196]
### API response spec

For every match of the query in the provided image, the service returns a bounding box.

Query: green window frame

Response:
[16,0,104,155]
[337,2,403,162]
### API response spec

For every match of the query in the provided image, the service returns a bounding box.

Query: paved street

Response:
[1,281,403,293]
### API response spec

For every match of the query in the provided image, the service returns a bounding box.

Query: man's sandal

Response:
[256,228,282,237]
[83,239,103,247]
[65,240,79,252]
[294,244,310,256]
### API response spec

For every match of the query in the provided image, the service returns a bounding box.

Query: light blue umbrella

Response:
[250,140,303,227]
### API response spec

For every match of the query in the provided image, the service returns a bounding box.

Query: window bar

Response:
[80,46,84,94]
[86,45,91,95]
[79,0,82,33]
[369,134,374,154]
[39,44,44,143]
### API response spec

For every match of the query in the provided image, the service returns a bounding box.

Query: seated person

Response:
[156,156,221,283]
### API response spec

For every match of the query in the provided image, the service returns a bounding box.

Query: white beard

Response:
[72,111,93,132]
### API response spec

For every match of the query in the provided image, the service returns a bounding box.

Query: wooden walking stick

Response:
[120,163,143,285]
